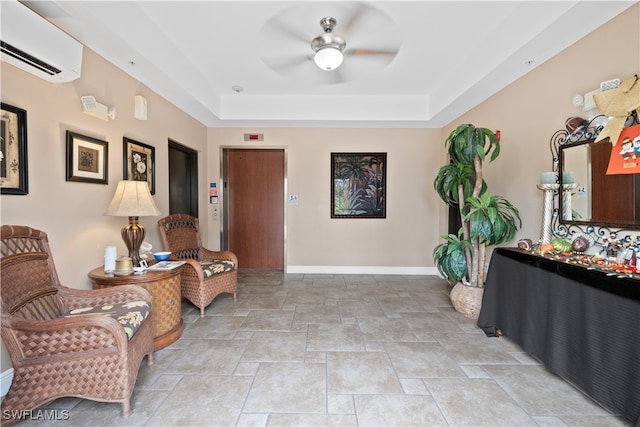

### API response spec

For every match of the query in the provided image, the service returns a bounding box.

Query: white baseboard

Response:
[1,368,13,397]
[285,265,440,276]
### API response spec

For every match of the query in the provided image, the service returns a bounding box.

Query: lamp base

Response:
[122,216,145,266]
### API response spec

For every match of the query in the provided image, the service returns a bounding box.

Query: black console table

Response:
[477,248,640,425]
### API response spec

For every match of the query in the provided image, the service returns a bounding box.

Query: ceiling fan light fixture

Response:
[310,16,346,71]
[314,47,343,71]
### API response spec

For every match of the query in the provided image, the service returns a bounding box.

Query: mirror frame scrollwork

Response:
[550,112,640,245]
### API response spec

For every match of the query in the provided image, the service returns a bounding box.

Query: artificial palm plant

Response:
[433,124,521,289]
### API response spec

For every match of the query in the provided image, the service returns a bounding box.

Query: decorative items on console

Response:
[519,233,640,279]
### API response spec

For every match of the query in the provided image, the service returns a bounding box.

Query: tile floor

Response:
[11,270,631,426]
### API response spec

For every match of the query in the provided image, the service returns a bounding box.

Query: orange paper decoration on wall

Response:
[606,124,640,175]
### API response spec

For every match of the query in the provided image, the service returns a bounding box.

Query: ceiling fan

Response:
[311,17,346,71]
[259,4,400,82]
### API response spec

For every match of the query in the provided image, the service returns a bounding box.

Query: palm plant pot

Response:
[449,282,484,319]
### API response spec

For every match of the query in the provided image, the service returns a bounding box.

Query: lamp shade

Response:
[314,47,343,71]
[105,180,160,217]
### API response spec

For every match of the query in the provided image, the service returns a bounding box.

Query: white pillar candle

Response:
[104,246,117,273]
[540,172,556,184]
[562,171,574,184]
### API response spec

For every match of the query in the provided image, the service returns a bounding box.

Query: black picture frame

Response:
[0,103,28,195]
[123,137,155,194]
[65,131,108,184]
[331,152,387,218]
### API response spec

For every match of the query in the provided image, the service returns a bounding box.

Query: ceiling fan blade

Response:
[345,48,398,57]
[262,14,310,45]
[262,54,312,74]
[340,2,370,37]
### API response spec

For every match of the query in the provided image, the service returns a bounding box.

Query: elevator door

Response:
[225,148,284,268]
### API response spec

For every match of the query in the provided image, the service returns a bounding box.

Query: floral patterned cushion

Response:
[64,300,150,340]
[200,260,235,277]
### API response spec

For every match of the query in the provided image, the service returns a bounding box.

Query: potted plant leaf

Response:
[433,124,521,318]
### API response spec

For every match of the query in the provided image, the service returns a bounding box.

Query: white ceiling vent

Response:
[1,0,83,83]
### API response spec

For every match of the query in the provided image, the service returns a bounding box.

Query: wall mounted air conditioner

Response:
[1,0,83,83]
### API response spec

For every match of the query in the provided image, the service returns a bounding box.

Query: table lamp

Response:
[105,180,161,266]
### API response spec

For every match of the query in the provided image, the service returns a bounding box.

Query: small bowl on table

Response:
[153,251,172,262]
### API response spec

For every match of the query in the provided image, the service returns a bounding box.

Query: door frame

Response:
[168,139,198,217]
[220,146,288,269]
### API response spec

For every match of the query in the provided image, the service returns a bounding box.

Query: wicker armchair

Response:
[157,214,238,317]
[0,225,155,418]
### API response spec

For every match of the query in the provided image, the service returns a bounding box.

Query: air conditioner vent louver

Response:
[0,0,82,83]
[1,41,62,76]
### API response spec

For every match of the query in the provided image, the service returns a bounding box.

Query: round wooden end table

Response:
[88,265,183,351]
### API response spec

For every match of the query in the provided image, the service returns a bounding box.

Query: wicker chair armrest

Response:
[200,249,238,266]
[172,258,205,282]
[57,285,152,311]
[1,313,131,360]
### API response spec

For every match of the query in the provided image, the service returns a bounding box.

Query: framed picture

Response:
[331,152,386,218]
[123,137,155,194]
[65,131,108,184]
[0,103,28,195]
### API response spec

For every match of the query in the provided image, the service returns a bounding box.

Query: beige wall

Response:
[1,3,638,378]
[206,127,442,272]
[441,4,639,243]
[1,49,207,373]
[1,48,208,286]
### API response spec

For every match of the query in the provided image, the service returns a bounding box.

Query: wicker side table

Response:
[88,265,183,350]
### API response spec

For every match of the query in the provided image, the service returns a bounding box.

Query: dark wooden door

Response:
[227,149,284,268]
[168,140,198,217]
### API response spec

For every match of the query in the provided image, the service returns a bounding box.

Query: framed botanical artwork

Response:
[123,137,155,194]
[331,152,387,218]
[0,103,28,195]
[65,131,108,184]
